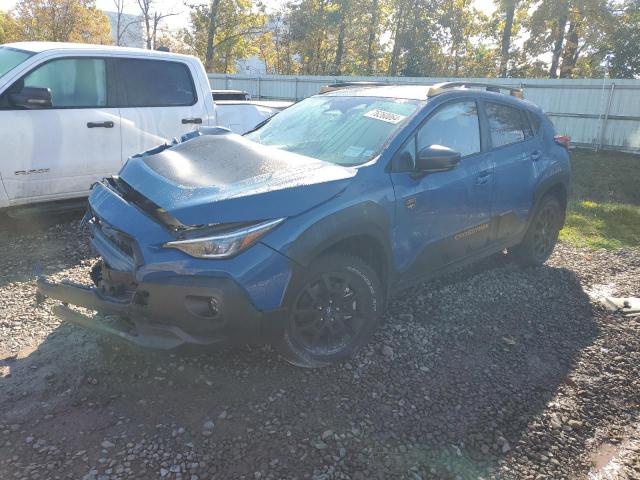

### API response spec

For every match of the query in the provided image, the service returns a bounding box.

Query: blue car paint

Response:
[89,181,292,311]
[85,88,569,321]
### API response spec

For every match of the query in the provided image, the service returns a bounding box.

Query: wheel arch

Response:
[532,179,568,228]
[283,202,393,298]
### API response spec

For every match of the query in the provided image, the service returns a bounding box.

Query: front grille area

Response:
[100,223,136,259]
[89,215,139,271]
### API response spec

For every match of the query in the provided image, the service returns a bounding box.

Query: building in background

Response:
[104,11,144,48]
[236,56,267,75]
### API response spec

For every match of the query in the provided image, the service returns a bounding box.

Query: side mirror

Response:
[415,145,461,173]
[9,86,52,109]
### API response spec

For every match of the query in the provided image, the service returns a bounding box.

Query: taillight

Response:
[554,135,570,149]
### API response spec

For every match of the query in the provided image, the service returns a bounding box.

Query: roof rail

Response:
[428,81,524,99]
[319,81,391,93]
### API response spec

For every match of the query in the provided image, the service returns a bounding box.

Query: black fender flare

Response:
[285,201,392,267]
[529,174,569,228]
[281,201,393,301]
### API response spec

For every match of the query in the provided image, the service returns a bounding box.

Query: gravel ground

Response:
[0,214,638,480]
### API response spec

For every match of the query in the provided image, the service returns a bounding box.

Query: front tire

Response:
[511,195,563,267]
[276,254,383,368]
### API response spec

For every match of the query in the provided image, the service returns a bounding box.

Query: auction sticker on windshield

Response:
[364,109,406,124]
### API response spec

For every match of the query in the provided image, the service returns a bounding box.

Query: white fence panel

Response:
[209,73,640,153]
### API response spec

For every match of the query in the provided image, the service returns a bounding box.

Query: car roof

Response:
[320,83,540,111]
[323,84,431,100]
[3,42,194,61]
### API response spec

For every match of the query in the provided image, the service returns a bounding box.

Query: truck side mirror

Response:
[9,86,53,109]
[415,145,461,173]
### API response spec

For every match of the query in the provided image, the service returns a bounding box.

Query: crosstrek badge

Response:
[364,109,406,124]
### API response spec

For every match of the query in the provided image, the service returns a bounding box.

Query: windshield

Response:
[246,95,419,165]
[0,47,34,79]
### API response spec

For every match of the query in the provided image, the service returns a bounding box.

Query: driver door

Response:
[0,56,120,203]
[389,99,494,281]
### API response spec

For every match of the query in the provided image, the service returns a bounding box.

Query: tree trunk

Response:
[559,19,579,78]
[205,0,221,71]
[333,0,347,75]
[366,0,379,75]
[313,0,325,75]
[145,16,151,49]
[388,1,406,75]
[499,0,516,77]
[549,13,568,78]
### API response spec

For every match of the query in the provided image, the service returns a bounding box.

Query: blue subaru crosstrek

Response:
[38,82,571,367]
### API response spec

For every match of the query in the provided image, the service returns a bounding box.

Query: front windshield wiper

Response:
[243,116,273,136]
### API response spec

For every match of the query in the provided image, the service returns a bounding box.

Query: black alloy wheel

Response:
[512,195,563,266]
[277,254,383,367]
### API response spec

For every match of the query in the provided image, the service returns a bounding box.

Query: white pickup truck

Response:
[0,42,286,214]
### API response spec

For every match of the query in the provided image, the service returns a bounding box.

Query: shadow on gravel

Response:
[0,255,599,479]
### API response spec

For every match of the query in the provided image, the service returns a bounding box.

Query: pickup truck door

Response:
[116,58,210,160]
[0,56,120,203]
[390,99,494,280]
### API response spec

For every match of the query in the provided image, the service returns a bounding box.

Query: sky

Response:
[1,0,497,30]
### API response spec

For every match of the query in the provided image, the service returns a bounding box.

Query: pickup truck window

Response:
[0,47,34,79]
[117,59,196,107]
[21,58,107,108]
[246,95,418,166]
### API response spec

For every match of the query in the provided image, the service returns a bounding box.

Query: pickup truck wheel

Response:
[277,254,383,368]
[511,195,563,267]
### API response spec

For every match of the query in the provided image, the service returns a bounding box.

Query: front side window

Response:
[485,102,531,148]
[118,59,196,107]
[0,47,34,79]
[417,100,481,157]
[246,95,419,165]
[22,58,107,108]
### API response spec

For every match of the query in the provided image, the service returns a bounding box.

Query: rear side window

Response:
[23,58,107,108]
[528,111,542,135]
[117,59,196,107]
[485,102,532,148]
[417,100,481,157]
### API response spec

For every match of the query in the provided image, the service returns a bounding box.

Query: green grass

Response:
[559,149,640,249]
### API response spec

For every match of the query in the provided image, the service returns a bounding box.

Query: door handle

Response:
[182,118,203,124]
[476,170,492,185]
[87,121,114,128]
[531,150,542,161]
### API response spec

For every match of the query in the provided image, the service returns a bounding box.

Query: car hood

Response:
[117,132,357,226]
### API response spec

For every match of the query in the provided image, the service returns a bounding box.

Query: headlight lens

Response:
[163,218,284,259]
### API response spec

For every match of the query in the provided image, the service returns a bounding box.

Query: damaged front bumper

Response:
[36,262,282,350]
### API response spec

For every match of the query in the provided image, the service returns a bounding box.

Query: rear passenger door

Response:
[481,100,538,242]
[116,58,206,162]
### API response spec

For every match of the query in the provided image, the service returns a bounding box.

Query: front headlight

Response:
[163,218,285,259]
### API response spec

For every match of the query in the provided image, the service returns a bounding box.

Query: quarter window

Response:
[117,59,196,107]
[485,102,532,147]
[22,58,107,108]
[417,101,481,158]
[528,111,541,135]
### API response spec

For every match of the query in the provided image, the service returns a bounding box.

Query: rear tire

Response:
[511,195,563,267]
[276,254,383,368]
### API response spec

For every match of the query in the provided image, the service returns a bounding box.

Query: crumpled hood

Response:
[118,133,357,225]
